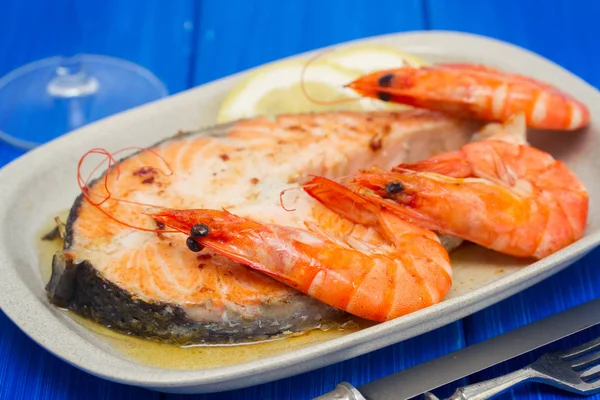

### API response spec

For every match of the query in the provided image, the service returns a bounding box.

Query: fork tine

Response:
[560,337,600,360]
[581,364,600,383]
[571,350,600,371]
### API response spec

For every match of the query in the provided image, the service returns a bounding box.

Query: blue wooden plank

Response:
[0,0,195,94]
[427,1,600,398]
[165,324,465,400]
[0,0,195,398]
[425,0,600,88]
[0,311,161,399]
[192,0,428,85]
[451,250,600,399]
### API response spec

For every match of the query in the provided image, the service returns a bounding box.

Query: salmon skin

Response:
[46,110,477,345]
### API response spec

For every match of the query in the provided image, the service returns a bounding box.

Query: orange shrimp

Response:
[345,63,590,131]
[150,178,452,323]
[349,115,589,259]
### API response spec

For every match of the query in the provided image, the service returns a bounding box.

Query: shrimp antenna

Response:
[77,147,177,233]
[279,186,307,212]
[300,47,363,106]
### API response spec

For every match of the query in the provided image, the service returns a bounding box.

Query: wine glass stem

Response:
[46,56,99,131]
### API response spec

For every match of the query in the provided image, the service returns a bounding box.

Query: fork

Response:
[424,336,600,400]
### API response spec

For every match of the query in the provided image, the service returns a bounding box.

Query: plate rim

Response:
[0,29,599,393]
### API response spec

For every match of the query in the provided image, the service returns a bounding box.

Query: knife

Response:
[313,297,600,400]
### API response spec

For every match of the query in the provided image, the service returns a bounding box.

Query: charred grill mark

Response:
[369,133,384,151]
[133,166,157,177]
[287,125,307,133]
[133,166,159,185]
[154,220,166,239]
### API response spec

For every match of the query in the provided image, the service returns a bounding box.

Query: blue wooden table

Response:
[1,1,599,399]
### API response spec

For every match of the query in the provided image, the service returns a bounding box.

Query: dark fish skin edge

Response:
[45,124,352,346]
[46,253,348,345]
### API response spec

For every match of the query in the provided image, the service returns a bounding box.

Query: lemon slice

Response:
[217,45,429,123]
[217,60,363,123]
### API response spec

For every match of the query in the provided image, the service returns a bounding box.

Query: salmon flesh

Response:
[46,110,477,345]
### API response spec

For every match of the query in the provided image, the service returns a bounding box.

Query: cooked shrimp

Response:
[345,63,590,131]
[151,177,452,322]
[350,114,589,259]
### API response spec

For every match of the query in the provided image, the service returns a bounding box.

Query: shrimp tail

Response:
[394,112,528,178]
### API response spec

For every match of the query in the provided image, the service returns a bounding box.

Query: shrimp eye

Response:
[376,73,394,101]
[385,181,404,195]
[378,73,394,87]
[186,237,204,252]
[377,92,392,102]
[190,224,210,238]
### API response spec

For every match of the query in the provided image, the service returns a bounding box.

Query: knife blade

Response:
[313,297,600,400]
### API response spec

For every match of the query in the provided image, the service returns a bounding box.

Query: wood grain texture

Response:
[0,310,160,399]
[0,0,195,94]
[1,0,600,399]
[0,0,193,398]
[166,324,466,400]
[440,250,600,400]
[191,0,428,85]
[426,0,600,86]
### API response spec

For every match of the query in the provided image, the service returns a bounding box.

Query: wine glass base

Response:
[0,55,168,150]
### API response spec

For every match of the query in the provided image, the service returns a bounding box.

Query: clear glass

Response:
[0,54,168,149]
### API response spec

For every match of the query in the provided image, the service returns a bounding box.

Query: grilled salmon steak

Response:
[46,110,476,345]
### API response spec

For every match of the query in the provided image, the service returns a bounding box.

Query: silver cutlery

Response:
[314,297,600,400]
[424,335,600,399]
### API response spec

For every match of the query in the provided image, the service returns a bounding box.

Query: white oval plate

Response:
[0,31,599,394]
